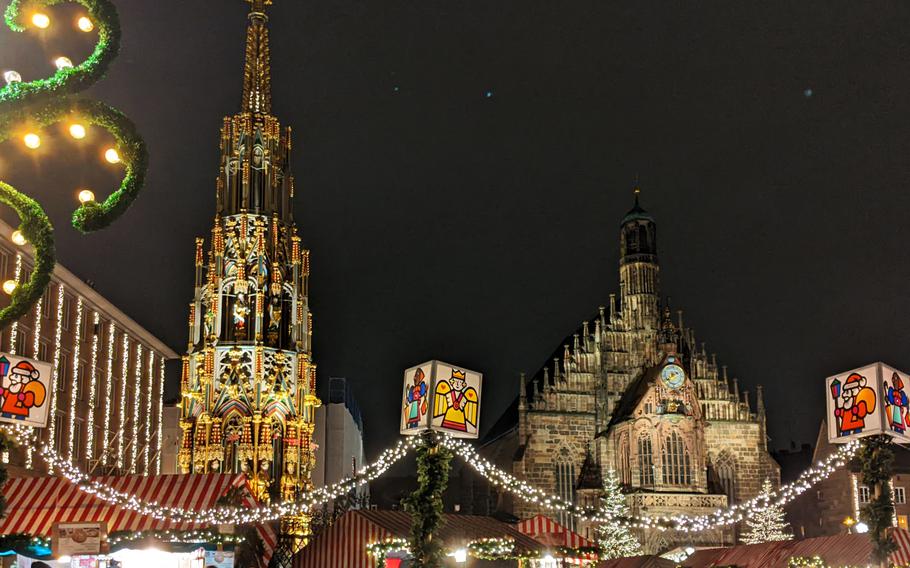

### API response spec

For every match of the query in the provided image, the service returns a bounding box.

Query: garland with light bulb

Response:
[403,431,453,568]
[0,0,147,329]
[366,536,598,563]
[108,529,245,547]
[860,435,898,563]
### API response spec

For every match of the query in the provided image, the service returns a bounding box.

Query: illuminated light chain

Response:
[85,311,100,462]
[117,332,128,469]
[130,343,142,473]
[108,529,245,546]
[23,433,420,525]
[8,254,22,353]
[67,298,84,459]
[46,284,65,451]
[25,293,42,469]
[438,436,861,531]
[102,322,115,466]
[366,538,409,559]
[142,352,153,474]
[155,358,164,474]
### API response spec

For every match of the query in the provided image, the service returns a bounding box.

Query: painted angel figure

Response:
[433,369,478,433]
[405,367,428,429]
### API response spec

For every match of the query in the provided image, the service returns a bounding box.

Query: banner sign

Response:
[400,360,482,439]
[52,522,106,557]
[826,362,910,444]
[0,352,51,428]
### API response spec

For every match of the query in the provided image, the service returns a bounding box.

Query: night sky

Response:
[3,0,910,459]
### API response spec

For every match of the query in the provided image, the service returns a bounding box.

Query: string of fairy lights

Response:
[0,419,860,533]
[67,298,84,460]
[86,311,100,462]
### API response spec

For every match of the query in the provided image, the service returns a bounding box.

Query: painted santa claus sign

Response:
[826,362,910,444]
[0,353,52,428]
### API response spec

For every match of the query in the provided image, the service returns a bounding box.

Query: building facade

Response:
[312,378,368,507]
[787,422,910,539]
[177,0,321,549]
[482,189,779,553]
[0,218,177,478]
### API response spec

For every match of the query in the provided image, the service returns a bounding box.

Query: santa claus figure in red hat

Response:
[0,360,47,420]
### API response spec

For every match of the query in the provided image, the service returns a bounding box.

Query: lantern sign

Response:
[0,352,52,428]
[826,362,910,444]
[400,360,483,439]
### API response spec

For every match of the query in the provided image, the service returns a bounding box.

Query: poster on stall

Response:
[204,550,234,568]
[52,522,106,557]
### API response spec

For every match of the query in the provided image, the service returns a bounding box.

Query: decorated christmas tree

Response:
[597,469,642,559]
[741,479,793,544]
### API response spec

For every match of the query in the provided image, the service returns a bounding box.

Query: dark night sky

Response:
[3,0,910,459]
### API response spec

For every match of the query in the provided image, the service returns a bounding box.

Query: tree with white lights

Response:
[740,479,793,544]
[597,469,642,559]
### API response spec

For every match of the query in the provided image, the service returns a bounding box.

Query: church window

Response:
[663,431,692,486]
[637,434,654,486]
[555,451,577,530]
[715,451,736,502]
[619,435,631,485]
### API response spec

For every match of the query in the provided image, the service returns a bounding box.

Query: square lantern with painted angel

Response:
[400,360,482,439]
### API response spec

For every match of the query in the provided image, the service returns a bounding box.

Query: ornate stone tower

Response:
[178,0,321,551]
[618,186,660,367]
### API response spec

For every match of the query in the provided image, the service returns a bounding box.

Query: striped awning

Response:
[0,475,276,565]
[893,528,910,565]
[517,514,595,549]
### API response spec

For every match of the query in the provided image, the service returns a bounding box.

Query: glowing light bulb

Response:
[31,13,50,28]
[23,133,40,149]
[855,521,869,533]
[78,189,95,203]
[3,70,21,85]
[69,124,86,139]
[77,16,93,32]
[54,57,73,70]
[2,280,17,295]
[104,148,120,163]
[11,231,27,246]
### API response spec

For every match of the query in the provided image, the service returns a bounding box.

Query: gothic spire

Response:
[241,0,273,114]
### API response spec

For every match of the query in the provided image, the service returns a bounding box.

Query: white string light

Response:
[156,358,164,474]
[14,431,420,525]
[8,254,22,354]
[67,298,84,459]
[130,343,142,473]
[47,284,65,456]
[26,294,42,469]
[143,352,154,474]
[86,312,100,462]
[102,322,115,467]
[117,332,129,469]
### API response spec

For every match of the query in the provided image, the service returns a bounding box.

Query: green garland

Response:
[860,435,898,563]
[403,432,453,568]
[0,0,147,329]
[788,556,910,568]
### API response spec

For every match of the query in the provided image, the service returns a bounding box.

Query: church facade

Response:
[480,189,779,553]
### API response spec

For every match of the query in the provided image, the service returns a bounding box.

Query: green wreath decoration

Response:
[0,0,147,329]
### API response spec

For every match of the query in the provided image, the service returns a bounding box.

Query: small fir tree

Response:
[740,479,793,545]
[597,469,642,559]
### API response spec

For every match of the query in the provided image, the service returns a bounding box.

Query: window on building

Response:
[637,433,654,486]
[42,287,51,319]
[715,451,737,502]
[555,452,577,531]
[896,486,906,505]
[37,341,48,362]
[859,485,871,504]
[73,420,83,462]
[14,328,27,356]
[663,431,692,486]
[899,515,909,530]
[58,351,69,391]
[54,413,65,454]
[61,295,72,331]
[619,435,631,486]
[77,362,86,400]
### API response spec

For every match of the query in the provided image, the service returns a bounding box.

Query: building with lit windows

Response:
[0,217,178,478]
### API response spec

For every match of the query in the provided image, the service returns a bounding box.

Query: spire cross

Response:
[246,0,272,19]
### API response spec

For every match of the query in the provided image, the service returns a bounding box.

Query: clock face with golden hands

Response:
[661,364,686,390]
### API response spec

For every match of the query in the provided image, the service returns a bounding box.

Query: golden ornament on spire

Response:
[242,0,273,114]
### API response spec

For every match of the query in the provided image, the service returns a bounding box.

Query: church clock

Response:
[661,363,685,390]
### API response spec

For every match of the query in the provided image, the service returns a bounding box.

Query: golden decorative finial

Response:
[241,0,273,113]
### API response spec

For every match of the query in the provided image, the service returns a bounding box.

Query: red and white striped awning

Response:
[517,514,595,549]
[892,528,910,565]
[0,475,276,565]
